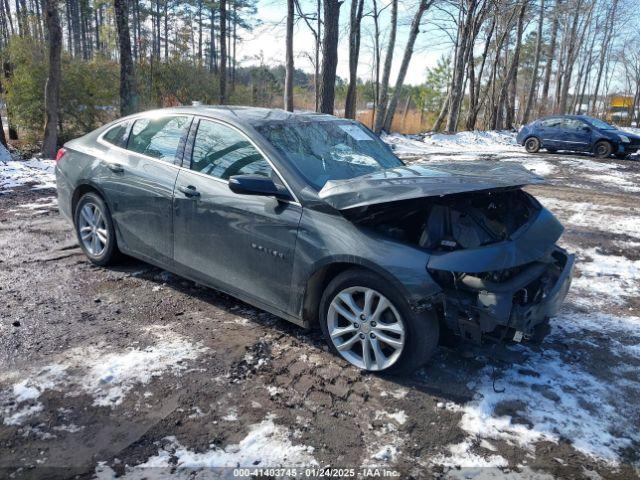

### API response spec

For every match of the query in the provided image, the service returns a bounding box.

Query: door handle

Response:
[178,185,200,198]
[106,162,124,173]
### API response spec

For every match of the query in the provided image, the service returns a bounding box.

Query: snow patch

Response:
[96,416,317,478]
[433,439,508,468]
[382,131,558,177]
[536,196,640,238]
[0,158,56,192]
[375,410,407,425]
[0,327,207,426]
[570,247,640,307]
[448,309,640,465]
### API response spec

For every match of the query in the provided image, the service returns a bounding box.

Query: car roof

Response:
[538,114,597,122]
[133,105,341,127]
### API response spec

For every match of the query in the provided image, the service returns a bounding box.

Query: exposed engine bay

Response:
[345,187,539,252]
[344,187,574,344]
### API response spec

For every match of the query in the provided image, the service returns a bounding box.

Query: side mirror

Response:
[582,126,591,132]
[228,174,292,200]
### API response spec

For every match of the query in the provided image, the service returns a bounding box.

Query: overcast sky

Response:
[235,0,453,86]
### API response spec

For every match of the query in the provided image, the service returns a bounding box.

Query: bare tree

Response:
[284,0,294,111]
[219,0,227,104]
[373,0,396,133]
[319,0,342,114]
[446,0,483,133]
[383,0,432,131]
[114,0,137,116]
[42,0,62,158]
[522,0,545,123]
[539,0,561,115]
[344,0,365,119]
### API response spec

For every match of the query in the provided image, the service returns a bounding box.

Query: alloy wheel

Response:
[78,202,108,256]
[327,286,405,371]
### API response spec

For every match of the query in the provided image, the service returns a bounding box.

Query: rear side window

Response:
[103,122,129,147]
[563,119,586,131]
[540,118,562,128]
[127,116,190,162]
[190,119,272,180]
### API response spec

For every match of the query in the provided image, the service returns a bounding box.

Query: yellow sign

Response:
[611,96,633,108]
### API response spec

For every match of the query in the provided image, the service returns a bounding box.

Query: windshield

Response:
[587,118,617,130]
[254,120,403,190]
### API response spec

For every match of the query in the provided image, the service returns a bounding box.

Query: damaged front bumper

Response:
[430,247,574,344]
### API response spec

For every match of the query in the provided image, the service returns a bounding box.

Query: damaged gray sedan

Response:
[55,106,574,374]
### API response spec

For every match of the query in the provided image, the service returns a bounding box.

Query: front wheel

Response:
[74,192,120,266]
[594,141,613,158]
[524,137,540,153]
[319,269,439,375]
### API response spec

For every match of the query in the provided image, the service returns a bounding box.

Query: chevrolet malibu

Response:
[55,106,574,374]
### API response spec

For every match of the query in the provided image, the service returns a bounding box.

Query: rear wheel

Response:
[319,269,439,375]
[594,141,613,158]
[74,192,119,266]
[524,137,540,153]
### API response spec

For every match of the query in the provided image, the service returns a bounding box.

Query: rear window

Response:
[103,122,129,147]
[127,116,191,162]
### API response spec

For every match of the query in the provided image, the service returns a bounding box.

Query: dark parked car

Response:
[55,107,574,373]
[517,115,640,159]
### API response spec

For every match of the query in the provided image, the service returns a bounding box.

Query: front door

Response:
[173,118,302,314]
[538,117,564,149]
[562,118,592,151]
[100,114,192,265]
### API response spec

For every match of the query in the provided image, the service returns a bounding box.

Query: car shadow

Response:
[104,256,521,407]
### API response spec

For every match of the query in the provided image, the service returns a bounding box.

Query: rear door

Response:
[538,117,564,149]
[172,117,302,313]
[99,114,192,265]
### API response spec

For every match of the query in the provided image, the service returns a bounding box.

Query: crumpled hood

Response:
[318,162,546,210]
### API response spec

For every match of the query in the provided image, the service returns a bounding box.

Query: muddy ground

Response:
[1,148,639,479]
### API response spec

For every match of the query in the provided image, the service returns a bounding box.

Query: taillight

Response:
[55,148,66,163]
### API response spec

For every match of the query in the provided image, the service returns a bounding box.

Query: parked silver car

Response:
[55,106,574,374]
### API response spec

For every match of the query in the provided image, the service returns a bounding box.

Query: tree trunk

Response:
[539,0,561,115]
[558,0,586,114]
[42,0,61,159]
[383,0,430,131]
[445,0,477,133]
[284,0,294,111]
[371,0,380,120]
[209,6,217,73]
[590,0,618,114]
[466,16,495,130]
[0,113,6,148]
[315,0,321,110]
[344,0,364,119]
[114,0,137,116]
[506,0,527,127]
[521,0,544,124]
[219,0,227,104]
[373,0,396,133]
[318,0,341,114]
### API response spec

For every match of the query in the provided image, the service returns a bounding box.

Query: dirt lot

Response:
[1,142,639,479]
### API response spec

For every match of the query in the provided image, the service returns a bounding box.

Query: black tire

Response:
[524,137,540,153]
[319,269,439,375]
[615,153,629,160]
[546,148,557,153]
[74,192,120,266]
[594,140,613,158]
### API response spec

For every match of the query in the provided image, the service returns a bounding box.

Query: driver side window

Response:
[191,119,272,180]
